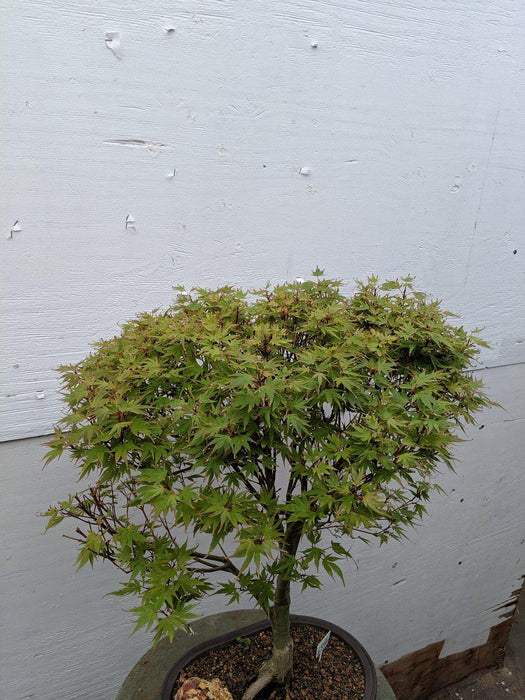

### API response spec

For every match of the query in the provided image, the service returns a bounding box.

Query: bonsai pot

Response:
[117,610,396,700]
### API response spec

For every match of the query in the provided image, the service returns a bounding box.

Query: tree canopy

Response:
[45,271,489,643]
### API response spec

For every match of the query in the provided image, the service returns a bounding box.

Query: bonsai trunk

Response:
[240,574,293,700]
[241,523,302,700]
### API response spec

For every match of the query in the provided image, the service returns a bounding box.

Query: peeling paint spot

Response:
[450,176,461,193]
[392,562,398,568]
[393,578,407,587]
[7,220,22,240]
[217,144,229,157]
[105,32,121,60]
[166,169,177,179]
[164,26,176,34]
[299,166,311,176]
[35,391,45,400]
[311,41,318,48]
[103,139,171,154]
[493,598,519,612]
[125,214,136,231]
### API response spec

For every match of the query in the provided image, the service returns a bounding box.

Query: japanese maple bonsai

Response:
[45,270,489,699]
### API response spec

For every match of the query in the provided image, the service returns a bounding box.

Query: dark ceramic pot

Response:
[116,610,396,700]
[161,614,377,700]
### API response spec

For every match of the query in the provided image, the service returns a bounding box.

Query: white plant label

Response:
[315,631,331,662]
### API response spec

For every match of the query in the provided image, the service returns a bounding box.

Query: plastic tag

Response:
[315,631,331,661]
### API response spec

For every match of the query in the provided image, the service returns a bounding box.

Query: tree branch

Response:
[193,551,240,575]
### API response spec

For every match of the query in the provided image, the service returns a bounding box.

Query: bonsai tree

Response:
[45,271,489,699]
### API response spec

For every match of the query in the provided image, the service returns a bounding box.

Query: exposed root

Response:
[240,644,293,700]
[240,662,274,700]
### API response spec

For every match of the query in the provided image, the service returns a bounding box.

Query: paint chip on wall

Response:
[125,214,136,230]
[451,176,461,193]
[105,32,121,59]
[6,220,22,240]
[103,139,171,155]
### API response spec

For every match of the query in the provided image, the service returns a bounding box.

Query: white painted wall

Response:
[1,1,525,698]
[2,0,525,440]
[1,366,524,700]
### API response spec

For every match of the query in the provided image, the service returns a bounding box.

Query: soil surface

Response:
[174,624,366,699]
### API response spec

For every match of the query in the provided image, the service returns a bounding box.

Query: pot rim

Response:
[161,613,377,700]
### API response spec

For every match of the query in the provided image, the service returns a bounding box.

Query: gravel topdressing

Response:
[174,623,366,699]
